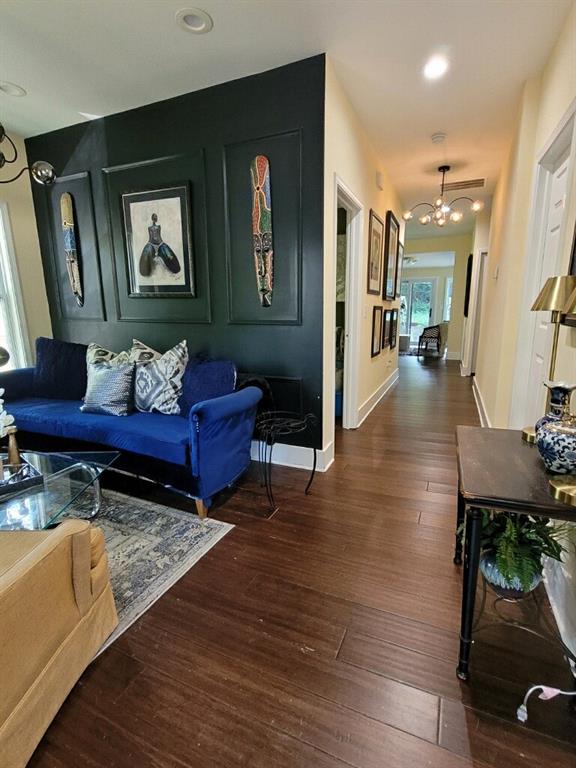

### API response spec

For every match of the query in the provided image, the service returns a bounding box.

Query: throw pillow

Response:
[34,337,88,400]
[80,362,135,416]
[134,339,188,415]
[178,359,237,417]
[86,342,131,366]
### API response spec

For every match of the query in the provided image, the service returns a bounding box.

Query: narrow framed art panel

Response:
[122,185,195,298]
[395,242,404,298]
[383,210,399,300]
[390,308,398,349]
[382,309,391,349]
[367,210,384,295]
[371,305,382,357]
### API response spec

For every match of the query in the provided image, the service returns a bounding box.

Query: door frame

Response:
[333,175,363,430]
[399,276,439,341]
[509,99,576,429]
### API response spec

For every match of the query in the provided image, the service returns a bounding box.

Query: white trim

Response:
[250,439,334,472]
[472,377,491,428]
[357,367,399,427]
[461,248,488,378]
[0,202,33,366]
[334,175,364,430]
[446,352,461,361]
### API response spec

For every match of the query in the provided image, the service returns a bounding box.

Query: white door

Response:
[525,155,570,423]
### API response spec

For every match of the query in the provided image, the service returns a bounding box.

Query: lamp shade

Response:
[562,285,576,315]
[531,275,576,312]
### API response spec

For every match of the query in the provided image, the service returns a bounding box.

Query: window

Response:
[444,277,453,321]
[0,204,31,369]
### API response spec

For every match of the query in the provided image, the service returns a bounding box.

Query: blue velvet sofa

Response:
[0,357,262,518]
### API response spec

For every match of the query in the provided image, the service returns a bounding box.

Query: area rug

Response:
[67,489,233,648]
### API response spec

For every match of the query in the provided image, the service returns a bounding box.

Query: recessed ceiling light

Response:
[0,81,27,97]
[176,7,213,34]
[423,55,449,81]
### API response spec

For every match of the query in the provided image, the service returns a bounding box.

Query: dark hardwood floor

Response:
[29,357,576,767]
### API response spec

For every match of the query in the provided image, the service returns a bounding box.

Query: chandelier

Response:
[402,165,483,228]
[0,123,56,185]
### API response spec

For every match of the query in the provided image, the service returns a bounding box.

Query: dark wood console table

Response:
[454,425,576,680]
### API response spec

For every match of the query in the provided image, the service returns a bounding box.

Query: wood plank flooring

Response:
[29,358,576,767]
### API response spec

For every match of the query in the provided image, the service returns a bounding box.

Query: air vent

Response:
[443,178,485,192]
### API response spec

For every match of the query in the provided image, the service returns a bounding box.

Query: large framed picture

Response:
[371,306,383,357]
[122,185,195,297]
[382,309,391,348]
[383,210,399,300]
[367,210,384,295]
[390,308,398,349]
[395,242,404,298]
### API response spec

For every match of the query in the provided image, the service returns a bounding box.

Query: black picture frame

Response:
[382,309,391,348]
[371,306,383,357]
[463,254,473,318]
[122,184,195,298]
[395,242,404,298]
[383,210,399,300]
[367,210,384,295]
[390,308,398,349]
[564,219,576,327]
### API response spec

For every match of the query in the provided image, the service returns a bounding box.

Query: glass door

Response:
[400,279,434,345]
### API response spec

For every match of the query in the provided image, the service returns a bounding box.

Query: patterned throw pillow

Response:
[86,343,131,366]
[134,340,188,415]
[80,362,135,416]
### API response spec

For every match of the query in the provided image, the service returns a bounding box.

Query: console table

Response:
[454,426,576,680]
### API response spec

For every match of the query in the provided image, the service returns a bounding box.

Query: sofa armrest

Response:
[189,386,262,500]
[0,367,35,400]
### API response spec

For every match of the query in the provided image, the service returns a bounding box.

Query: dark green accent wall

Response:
[27,56,325,447]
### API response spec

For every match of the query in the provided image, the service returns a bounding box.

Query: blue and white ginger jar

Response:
[537,417,576,474]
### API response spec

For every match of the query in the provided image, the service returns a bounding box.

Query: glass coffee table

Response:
[0,451,119,531]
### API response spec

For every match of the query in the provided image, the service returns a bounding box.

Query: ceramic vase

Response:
[537,415,576,474]
[479,552,542,600]
[535,381,576,435]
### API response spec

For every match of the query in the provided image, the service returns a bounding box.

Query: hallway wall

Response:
[404,233,472,359]
[323,58,402,451]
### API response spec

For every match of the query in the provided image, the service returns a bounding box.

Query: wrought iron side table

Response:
[255,411,318,511]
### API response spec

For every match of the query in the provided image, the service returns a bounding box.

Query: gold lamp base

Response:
[522,425,536,444]
[549,476,576,507]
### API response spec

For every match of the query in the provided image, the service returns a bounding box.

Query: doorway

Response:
[400,278,436,345]
[335,207,347,423]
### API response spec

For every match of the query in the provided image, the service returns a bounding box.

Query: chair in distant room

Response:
[417,324,441,357]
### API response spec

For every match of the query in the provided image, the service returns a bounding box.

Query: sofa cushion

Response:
[9,399,190,466]
[178,359,236,417]
[34,338,88,400]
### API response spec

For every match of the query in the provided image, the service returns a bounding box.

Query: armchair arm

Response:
[189,386,262,500]
[0,367,35,400]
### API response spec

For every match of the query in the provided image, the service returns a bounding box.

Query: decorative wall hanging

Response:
[250,155,274,307]
[382,309,391,348]
[60,192,83,307]
[395,242,404,298]
[390,308,398,349]
[122,185,195,297]
[367,210,384,295]
[371,306,382,357]
[383,211,399,300]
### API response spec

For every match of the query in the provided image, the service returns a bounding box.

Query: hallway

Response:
[30,358,575,768]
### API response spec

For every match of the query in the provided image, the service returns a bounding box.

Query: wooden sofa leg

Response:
[195,499,208,519]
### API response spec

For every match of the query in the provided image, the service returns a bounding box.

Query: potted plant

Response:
[477,511,568,599]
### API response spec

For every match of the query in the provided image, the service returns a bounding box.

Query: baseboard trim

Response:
[472,377,491,428]
[357,367,399,428]
[446,352,461,361]
[250,439,334,472]
[460,362,472,377]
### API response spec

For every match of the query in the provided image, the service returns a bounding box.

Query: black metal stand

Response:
[255,411,318,512]
[457,505,483,680]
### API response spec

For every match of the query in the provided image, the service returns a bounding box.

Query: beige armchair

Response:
[0,520,117,768]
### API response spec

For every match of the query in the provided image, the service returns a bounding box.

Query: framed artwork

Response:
[463,254,473,317]
[122,185,195,297]
[390,308,398,349]
[367,210,384,295]
[395,242,404,298]
[383,210,400,300]
[565,219,576,327]
[382,309,391,348]
[371,306,383,357]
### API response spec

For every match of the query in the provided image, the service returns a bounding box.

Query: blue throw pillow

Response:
[34,337,88,400]
[80,362,135,416]
[178,359,237,417]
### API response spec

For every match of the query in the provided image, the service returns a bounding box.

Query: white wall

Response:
[0,133,52,353]
[324,58,403,453]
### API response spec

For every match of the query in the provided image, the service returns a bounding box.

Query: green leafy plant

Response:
[479,511,567,592]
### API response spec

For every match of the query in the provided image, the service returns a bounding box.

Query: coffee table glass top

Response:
[0,451,119,531]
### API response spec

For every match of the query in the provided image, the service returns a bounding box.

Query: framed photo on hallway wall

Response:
[382,309,391,348]
[383,210,399,300]
[390,308,398,349]
[371,306,383,357]
[367,210,384,295]
[395,242,404,298]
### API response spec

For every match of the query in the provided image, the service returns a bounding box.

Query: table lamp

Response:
[522,274,576,443]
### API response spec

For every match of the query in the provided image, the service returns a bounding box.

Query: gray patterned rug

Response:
[68,489,233,649]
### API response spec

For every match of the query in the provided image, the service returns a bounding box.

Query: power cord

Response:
[517,685,576,723]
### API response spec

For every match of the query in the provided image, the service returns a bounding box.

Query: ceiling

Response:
[0,0,572,237]
[403,251,455,269]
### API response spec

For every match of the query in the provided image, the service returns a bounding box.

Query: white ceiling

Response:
[0,0,572,235]
[403,251,455,269]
